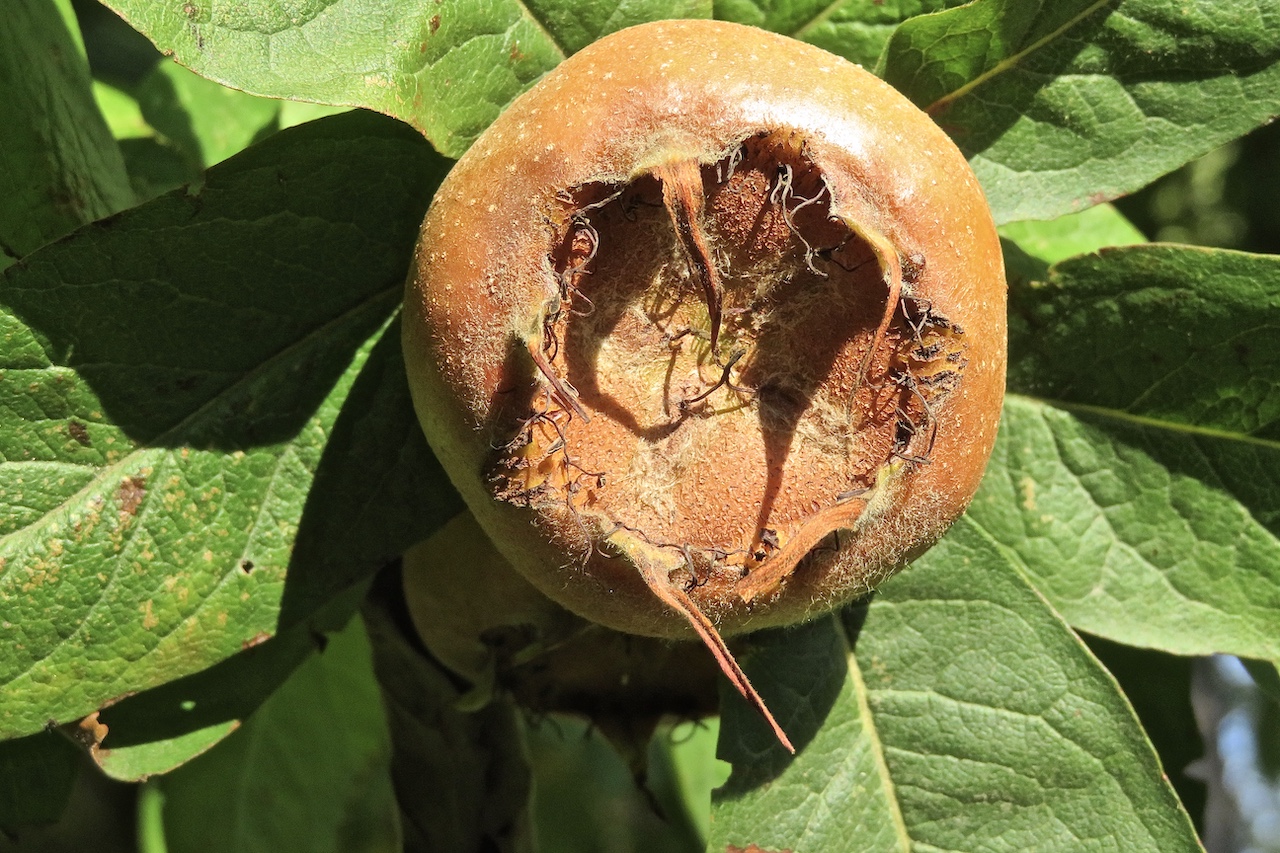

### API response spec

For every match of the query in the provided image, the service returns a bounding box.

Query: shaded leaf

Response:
[0,730,80,829]
[970,246,1280,661]
[362,571,532,853]
[117,136,201,202]
[51,0,86,57]
[159,614,400,853]
[883,0,1280,223]
[0,0,134,271]
[1084,634,1206,828]
[1010,246,1280,439]
[101,0,710,158]
[1242,659,1280,707]
[0,110,451,739]
[711,614,910,853]
[525,716,709,853]
[92,76,216,202]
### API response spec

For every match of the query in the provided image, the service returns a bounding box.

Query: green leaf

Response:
[281,315,465,624]
[158,614,400,853]
[60,309,460,778]
[970,246,1280,661]
[1000,202,1145,268]
[858,521,1200,851]
[711,615,910,853]
[279,102,350,129]
[972,397,1280,662]
[1010,246,1280,438]
[87,584,360,781]
[713,521,1201,851]
[136,61,281,168]
[883,0,1280,223]
[93,81,153,140]
[0,110,451,740]
[646,719,728,849]
[91,79,201,202]
[363,580,533,853]
[93,719,237,783]
[1083,635,1205,827]
[525,715,710,853]
[101,0,710,158]
[0,730,81,829]
[52,0,87,58]
[0,0,134,271]
[715,0,965,70]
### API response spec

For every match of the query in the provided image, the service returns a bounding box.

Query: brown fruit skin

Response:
[403,20,1005,639]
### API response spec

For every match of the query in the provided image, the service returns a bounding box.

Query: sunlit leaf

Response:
[713,520,1201,851]
[0,0,134,271]
[0,111,452,739]
[975,247,1280,663]
[101,0,710,158]
[883,0,1280,222]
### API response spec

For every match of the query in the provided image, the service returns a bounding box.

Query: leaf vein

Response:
[927,0,1119,114]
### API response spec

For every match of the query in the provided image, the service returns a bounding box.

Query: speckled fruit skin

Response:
[403,20,1005,640]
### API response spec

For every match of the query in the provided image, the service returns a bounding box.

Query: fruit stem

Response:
[634,556,795,754]
[654,159,724,354]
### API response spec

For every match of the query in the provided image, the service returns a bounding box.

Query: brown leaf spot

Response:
[116,476,147,518]
[141,599,159,630]
[727,846,791,853]
[429,14,440,33]
[67,419,91,446]
[242,630,272,650]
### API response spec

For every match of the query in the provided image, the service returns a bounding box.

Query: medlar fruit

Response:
[403,19,1005,748]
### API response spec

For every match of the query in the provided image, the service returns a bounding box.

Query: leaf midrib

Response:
[837,616,912,853]
[925,0,1116,114]
[1013,392,1280,451]
[510,0,568,60]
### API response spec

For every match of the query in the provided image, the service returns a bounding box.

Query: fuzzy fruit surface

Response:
[403,20,1006,642]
